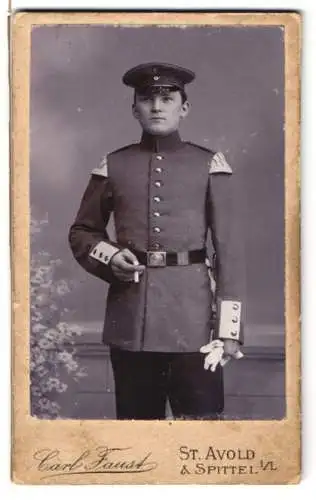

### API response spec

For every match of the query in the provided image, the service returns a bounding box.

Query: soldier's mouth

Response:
[150,117,166,121]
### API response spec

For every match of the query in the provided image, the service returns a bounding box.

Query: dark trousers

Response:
[110,347,224,420]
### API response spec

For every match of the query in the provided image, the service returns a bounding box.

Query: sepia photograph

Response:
[11,11,300,484]
[30,23,285,421]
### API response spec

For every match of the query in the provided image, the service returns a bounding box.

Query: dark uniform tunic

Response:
[69,131,242,353]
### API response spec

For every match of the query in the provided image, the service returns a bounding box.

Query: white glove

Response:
[200,340,244,372]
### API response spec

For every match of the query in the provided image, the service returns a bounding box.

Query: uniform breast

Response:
[109,147,209,251]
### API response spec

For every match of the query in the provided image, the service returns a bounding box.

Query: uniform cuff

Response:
[217,300,242,342]
[89,241,120,265]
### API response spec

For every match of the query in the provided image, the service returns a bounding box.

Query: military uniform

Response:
[69,63,243,419]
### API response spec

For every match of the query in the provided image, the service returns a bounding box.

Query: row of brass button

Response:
[152,155,164,246]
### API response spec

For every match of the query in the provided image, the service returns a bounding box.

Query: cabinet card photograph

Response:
[11,11,300,484]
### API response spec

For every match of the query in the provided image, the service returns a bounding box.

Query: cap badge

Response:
[153,75,160,81]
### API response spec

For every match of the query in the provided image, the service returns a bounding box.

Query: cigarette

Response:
[134,271,139,283]
[233,350,244,360]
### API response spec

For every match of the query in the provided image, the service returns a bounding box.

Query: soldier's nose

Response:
[151,97,161,112]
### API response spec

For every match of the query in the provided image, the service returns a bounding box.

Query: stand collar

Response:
[140,131,183,152]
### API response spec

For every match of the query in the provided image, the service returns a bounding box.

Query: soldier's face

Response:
[132,90,190,136]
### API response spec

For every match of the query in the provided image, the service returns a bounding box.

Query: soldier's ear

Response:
[132,104,140,120]
[180,100,190,119]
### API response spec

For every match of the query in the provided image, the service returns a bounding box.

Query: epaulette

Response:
[91,143,137,177]
[186,142,232,175]
[91,154,109,177]
[208,152,232,175]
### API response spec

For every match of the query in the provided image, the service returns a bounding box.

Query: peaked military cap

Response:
[122,62,195,91]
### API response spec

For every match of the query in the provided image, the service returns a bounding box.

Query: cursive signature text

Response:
[33,446,158,479]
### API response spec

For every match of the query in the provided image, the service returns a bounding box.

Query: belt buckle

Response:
[147,251,167,267]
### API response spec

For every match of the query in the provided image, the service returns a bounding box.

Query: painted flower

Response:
[38,381,49,392]
[31,346,42,358]
[56,382,67,393]
[45,378,60,391]
[31,311,43,323]
[38,338,54,350]
[69,324,83,336]
[47,330,64,344]
[36,365,49,378]
[31,274,44,285]
[32,353,46,366]
[30,221,87,418]
[35,293,51,307]
[56,280,70,296]
[56,322,69,335]
[31,386,41,397]
[65,359,78,373]
[32,323,47,334]
[44,328,59,342]
[38,397,53,411]
[57,351,72,363]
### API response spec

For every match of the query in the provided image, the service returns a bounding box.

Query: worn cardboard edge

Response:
[10,11,301,485]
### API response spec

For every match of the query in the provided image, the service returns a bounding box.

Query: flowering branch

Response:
[30,217,86,418]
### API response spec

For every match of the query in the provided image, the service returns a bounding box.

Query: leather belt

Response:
[133,248,207,267]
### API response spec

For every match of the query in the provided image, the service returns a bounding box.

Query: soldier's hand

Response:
[200,339,244,371]
[200,340,224,372]
[110,248,145,282]
[223,339,241,357]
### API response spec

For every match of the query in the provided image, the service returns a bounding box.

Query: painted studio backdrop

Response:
[30,25,285,420]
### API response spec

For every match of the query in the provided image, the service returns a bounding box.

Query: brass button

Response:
[233,303,239,310]
[153,227,161,233]
[154,181,162,187]
[156,155,163,160]
[155,167,162,173]
[231,331,238,337]
[232,316,238,323]
[153,196,161,202]
[153,211,161,217]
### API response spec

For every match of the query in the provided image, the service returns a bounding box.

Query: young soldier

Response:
[69,62,243,420]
